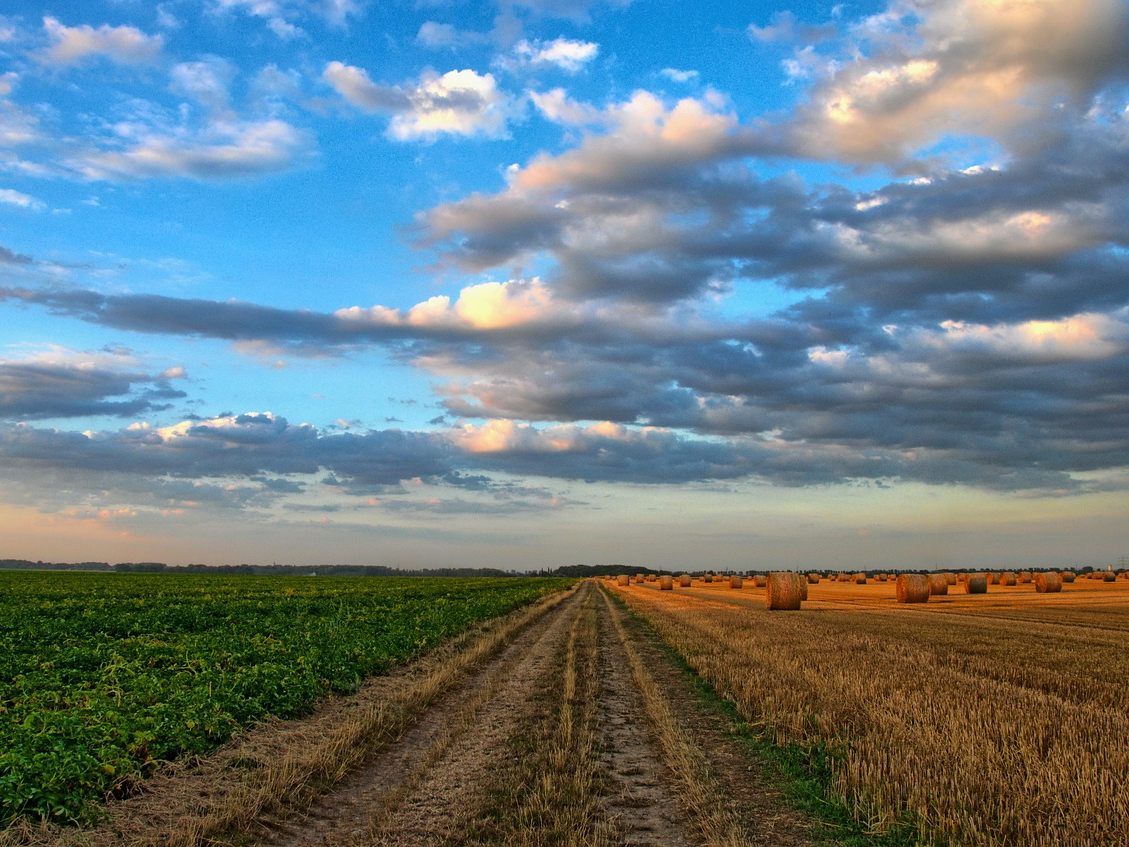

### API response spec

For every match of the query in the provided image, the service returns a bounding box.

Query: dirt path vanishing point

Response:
[21,581,814,847]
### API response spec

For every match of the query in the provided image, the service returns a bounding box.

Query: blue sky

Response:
[1,0,1128,569]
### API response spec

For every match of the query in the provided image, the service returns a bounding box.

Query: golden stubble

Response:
[609,577,1129,847]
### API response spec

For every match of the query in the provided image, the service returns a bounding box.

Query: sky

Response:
[1,0,1128,570]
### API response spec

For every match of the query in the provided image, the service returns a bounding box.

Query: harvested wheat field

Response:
[610,575,1129,847]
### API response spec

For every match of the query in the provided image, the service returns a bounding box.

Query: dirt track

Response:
[248,581,812,847]
[28,581,812,847]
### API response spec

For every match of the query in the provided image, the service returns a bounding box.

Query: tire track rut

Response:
[256,583,583,847]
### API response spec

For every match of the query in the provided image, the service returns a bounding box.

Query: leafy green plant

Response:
[0,571,568,826]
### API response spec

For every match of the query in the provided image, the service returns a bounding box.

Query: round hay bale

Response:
[1060,571,1075,583]
[896,574,930,603]
[1102,570,1116,582]
[876,573,887,582]
[966,574,988,594]
[988,572,1000,584]
[999,572,1017,586]
[957,573,968,583]
[729,576,743,589]
[659,575,674,590]
[807,573,821,584]
[703,574,713,583]
[1035,572,1062,593]
[753,575,767,588]
[927,574,948,596]
[766,572,803,610]
[854,572,867,584]
[616,575,630,586]
[679,574,692,587]
[1017,571,1032,584]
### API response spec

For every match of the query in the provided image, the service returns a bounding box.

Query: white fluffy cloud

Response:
[512,38,599,73]
[0,188,44,211]
[391,70,510,140]
[324,62,513,140]
[660,68,699,83]
[39,16,163,66]
[529,88,601,125]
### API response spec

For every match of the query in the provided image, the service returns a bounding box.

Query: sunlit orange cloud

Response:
[933,313,1127,360]
[451,419,636,454]
[512,92,737,193]
[799,0,1128,161]
[334,278,562,332]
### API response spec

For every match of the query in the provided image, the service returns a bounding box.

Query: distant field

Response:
[0,571,570,826]
[611,575,1129,847]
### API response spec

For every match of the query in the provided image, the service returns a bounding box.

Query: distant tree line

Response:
[1,559,1113,578]
[0,559,516,577]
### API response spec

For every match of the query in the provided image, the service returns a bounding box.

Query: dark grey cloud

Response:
[0,246,34,265]
[0,360,186,420]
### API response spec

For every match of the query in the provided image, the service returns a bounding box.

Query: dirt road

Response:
[32,581,812,847]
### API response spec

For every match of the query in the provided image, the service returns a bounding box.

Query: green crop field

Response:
[0,571,570,827]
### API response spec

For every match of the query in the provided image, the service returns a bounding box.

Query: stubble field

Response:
[609,574,1129,847]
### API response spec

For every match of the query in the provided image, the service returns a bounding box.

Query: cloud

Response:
[324,62,513,140]
[70,118,311,181]
[416,21,489,49]
[783,0,1129,164]
[451,419,768,483]
[417,21,460,48]
[0,348,186,420]
[420,90,781,302]
[5,0,1129,503]
[322,61,410,111]
[0,188,44,211]
[336,277,561,331]
[660,68,699,83]
[529,88,601,125]
[510,38,599,73]
[748,10,835,44]
[169,57,238,114]
[321,0,365,26]
[388,69,512,140]
[39,16,163,66]
[0,246,33,265]
[210,0,367,38]
[5,274,1129,493]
